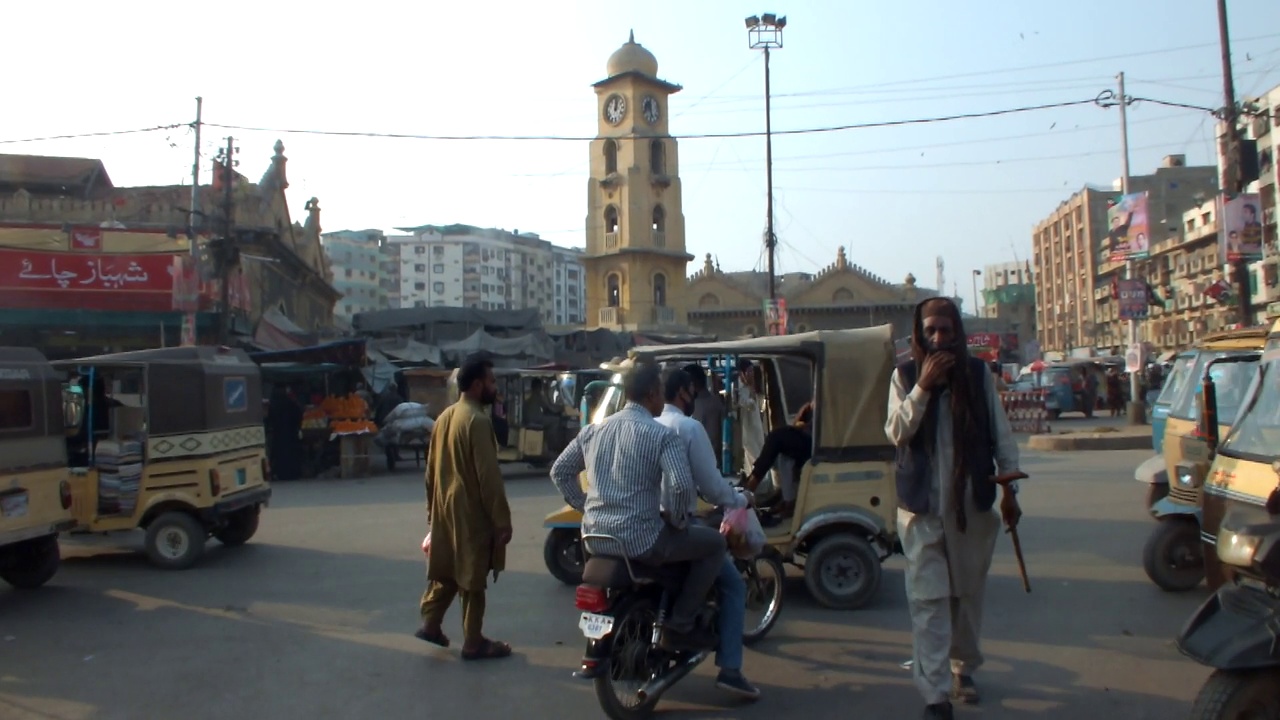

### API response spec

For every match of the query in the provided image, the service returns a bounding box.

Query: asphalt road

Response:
[0,442,1216,720]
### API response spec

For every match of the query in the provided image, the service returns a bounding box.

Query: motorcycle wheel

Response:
[594,596,662,720]
[1190,669,1280,720]
[743,554,784,646]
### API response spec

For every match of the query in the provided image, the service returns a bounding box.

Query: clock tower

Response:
[583,32,694,331]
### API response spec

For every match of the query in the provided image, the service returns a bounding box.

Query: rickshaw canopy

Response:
[52,346,263,435]
[628,325,896,457]
[0,347,65,470]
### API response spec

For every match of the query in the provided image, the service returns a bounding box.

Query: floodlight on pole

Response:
[745,12,785,303]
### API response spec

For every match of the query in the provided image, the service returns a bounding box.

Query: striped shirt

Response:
[550,402,696,558]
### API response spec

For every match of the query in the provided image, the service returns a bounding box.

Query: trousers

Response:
[714,555,746,670]
[420,579,487,645]
[639,524,727,632]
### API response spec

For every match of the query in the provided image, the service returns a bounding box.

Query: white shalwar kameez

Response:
[736,383,766,475]
[885,368,1020,706]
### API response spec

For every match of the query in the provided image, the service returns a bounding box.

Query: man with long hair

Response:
[885,297,1022,720]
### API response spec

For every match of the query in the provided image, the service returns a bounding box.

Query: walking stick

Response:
[991,471,1031,593]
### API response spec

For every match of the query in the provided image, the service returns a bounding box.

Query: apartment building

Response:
[389,224,586,326]
[321,229,400,319]
[1238,85,1280,319]
[1034,155,1219,353]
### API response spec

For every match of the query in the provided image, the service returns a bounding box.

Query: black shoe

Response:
[659,625,717,652]
[715,669,760,700]
[951,674,979,704]
[923,701,954,720]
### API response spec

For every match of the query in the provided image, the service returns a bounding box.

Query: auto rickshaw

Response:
[543,326,900,610]
[1139,326,1267,592]
[0,348,80,589]
[1199,316,1280,593]
[1040,359,1104,419]
[53,346,272,570]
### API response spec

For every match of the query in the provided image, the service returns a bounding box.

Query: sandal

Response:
[414,626,450,648]
[461,638,513,661]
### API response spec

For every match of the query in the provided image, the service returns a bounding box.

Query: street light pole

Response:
[1216,0,1253,326]
[1117,71,1147,425]
[972,269,982,317]
[746,13,786,301]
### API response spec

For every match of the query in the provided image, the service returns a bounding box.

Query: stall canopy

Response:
[353,307,541,336]
[249,338,367,366]
[253,307,312,351]
[440,328,554,364]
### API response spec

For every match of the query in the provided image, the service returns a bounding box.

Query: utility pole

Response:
[1217,0,1253,326]
[971,269,982,317]
[1118,72,1147,425]
[215,137,239,346]
[184,97,202,347]
[745,13,786,302]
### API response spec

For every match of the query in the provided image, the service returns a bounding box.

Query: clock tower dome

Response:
[583,32,693,331]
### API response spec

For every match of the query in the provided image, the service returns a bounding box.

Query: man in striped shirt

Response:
[551,362,727,650]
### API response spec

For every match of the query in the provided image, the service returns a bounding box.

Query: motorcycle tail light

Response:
[209,469,222,497]
[59,480,73,510]
[575,585,608,612]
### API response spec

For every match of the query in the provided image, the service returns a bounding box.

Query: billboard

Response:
[763,298,788,336]
[1108,192,1150,261]
[1117,278,1149,320]
[1220,194,1264,263]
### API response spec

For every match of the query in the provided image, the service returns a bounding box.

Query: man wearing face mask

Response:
[886,297,1022,720]
[655,367,758,699]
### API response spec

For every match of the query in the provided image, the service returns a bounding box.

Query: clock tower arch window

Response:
[607,273,621,307]
[603,139,618,175]
[649,140,665,175]
[653,273,667,307]
[604,205,620,234]
[651,205,666,232]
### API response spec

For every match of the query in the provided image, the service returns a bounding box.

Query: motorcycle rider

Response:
[550,362,727,651]
[656,367,761,700]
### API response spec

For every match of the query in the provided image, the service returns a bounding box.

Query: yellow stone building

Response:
[583,33,694,332]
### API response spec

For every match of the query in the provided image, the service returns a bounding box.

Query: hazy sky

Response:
[4,0,1280,301]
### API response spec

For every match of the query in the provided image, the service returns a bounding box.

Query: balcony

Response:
[652,230,666,248]
[604,232,620,250]
[599,306,620,325]
[652,306,676,325]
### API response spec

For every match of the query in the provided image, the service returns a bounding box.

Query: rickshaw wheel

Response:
[803,534,882,610]
[544,528,584,585]
[0,534,60,589]
[144,511,207,571]
[1143,517,1205,592]
[1191,669,1280,720]
[215,506,261,547]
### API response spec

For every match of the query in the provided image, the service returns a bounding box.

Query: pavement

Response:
[0,447,1213,720]
[1026,413,1155,452]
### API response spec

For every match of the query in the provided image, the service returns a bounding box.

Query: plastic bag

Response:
[719,507,765,559]
[422,532,431,556]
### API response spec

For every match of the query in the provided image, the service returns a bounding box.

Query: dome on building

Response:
[607,30,658,78]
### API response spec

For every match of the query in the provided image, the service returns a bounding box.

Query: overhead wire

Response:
[0,124,186,145]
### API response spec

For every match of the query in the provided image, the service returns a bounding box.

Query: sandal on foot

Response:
[414,626,450,648]
[461,638,513,661]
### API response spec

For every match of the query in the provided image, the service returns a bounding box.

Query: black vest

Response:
[894,356,997,516]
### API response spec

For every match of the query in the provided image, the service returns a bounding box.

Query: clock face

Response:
[604,94,627,125]
[641,96,660,124]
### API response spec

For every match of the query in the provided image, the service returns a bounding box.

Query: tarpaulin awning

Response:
[373,338,443,366]
[440,328,554,362]
[253,307,309,352]
[249,338,366,366]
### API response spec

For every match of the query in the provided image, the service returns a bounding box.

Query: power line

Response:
[0,124,186,146]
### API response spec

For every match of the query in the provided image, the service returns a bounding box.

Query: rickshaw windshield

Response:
[1219,353,1280,461]
[1168,351,1256,422]
[1155,353,1195,406]
[589,375,626,426]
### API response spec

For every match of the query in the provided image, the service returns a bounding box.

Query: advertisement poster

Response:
[1117,279,1150,320]
[966,333,1019,362]
[1220,194,1264,263]
[763,298,788,336]
[1108,192,1150,262]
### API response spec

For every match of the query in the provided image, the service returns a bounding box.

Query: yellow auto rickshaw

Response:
[543,326,900,610]
[1141,326,1267,591]
[0,348,79,589]
[1198,316,1280,591]
[53,346,272,570]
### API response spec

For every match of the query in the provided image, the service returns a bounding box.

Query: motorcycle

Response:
[571,530,784,720]
[1177,516,1280,719]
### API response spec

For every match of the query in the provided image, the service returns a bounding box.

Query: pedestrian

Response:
[1106,369,1124,417]
[885,297,1023,720]
[683,363,726,464]
[415,357,514,661]
[735,359,766,487]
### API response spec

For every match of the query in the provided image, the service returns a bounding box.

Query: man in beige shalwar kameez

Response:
[415,357,514,661]
[886,298,1022,720]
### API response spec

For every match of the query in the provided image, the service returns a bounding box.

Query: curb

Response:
[1027,433,1151,452]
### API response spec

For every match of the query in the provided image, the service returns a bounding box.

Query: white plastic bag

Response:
[422,532,431,556]
[719,507,765,559]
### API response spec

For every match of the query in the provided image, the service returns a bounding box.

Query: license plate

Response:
[579,612,614,639]
[1,492,28,519]
[236,468,247,486]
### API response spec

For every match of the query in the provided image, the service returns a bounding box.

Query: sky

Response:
[4,0,1280,308]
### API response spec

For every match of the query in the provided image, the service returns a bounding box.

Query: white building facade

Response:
[388,224,587,325]
[321,229,400,319]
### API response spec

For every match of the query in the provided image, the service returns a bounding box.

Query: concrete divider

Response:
[1027,429,1151,452]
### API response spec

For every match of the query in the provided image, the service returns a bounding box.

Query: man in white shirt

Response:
[656,367,760,700]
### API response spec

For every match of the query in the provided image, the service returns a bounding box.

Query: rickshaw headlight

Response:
[1175,463,1201,489]
[1217,527,1262,568]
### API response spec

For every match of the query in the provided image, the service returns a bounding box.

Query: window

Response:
[433,282,445,294]
[652,205,665,232]
[433,264,444,274]
[414,263,426,273]
[604,206,619,234]
[603,139,618,174]
[0,390,33,431]
[607,273,621,307]
[415,246,426,255]
[414,282,426,291]
[650,140,665,174]
[653,273,667,307]
[414,300,426,308]
[344,268,352,278]
[433,246,445,258]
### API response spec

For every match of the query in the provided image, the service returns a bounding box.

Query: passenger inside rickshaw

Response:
[744,399,814,524]
[66,375,125,466]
